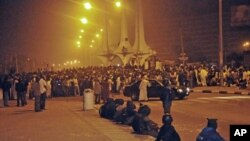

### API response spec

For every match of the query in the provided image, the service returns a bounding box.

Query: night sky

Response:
[0,0,249,67]
[0,0,85,64]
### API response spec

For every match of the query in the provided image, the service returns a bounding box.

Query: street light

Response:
[115,1,121,8]
[80,17,88,24]
[84,2,92,10]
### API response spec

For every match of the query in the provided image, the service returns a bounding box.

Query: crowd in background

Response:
[1,63,250,102]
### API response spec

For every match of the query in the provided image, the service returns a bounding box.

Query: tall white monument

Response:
[132,0,156,66]
[113,0,134,65]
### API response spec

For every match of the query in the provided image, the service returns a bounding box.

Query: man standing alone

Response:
[39,75,47,110]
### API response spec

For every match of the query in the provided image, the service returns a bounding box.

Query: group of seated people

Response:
[98,98,180,140]
[98,98,225,141]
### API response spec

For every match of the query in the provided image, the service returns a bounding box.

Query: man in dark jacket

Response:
[132,104,159,137]
[160,84,173,114]
[15,77,25,107]
[2,75,11,107]
[156,114,181,141]
[196,118,225,141]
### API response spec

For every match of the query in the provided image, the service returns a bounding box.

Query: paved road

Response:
[0,97,154,141]
[1,92,250,141]
[132,93,250,141]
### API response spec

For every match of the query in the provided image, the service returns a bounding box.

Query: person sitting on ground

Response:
[196,118,225,141]
[131,103,159,137]
[116,100,137,125]
[99,98,114,118]
[156,114,181,141]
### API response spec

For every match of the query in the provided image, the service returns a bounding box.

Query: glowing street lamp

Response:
[95,33,100,38]
[76,41,81,45]
[84,2,92,10]
[243,41,250,50]
[115,1,121,8]
[80,17,88,24]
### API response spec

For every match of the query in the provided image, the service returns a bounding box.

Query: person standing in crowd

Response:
[33,76,41,112]
[196,118,225,141]
[101,77,110,103]
[46,76,52,98]
[156,114,181,141]
[73,75,80,96]
[15,77,25,107]
[93,78,102,104]
[116,76,121,93]
[108,76,113,93]
[200,66,208,86]
[39,75,47,110]
[22,76,29,105]
[2,75,11,107]
[139,75,150,102]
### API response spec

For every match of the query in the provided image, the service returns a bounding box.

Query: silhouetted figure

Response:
[156,114,181,141]
[160,81,173,114]
[196,118,225,141]
[114,101,137,125]
[132,103,159,137]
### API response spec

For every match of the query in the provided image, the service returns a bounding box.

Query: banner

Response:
[231,4,250,27]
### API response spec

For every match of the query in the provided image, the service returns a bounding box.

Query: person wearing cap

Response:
[156,114,181,141]
[196,118,225,141]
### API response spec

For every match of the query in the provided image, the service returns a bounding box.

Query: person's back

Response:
[196,127,224,141]
[156,114,181,141]
[196,118,225,141]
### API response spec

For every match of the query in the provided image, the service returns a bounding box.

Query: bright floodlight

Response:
[84,2,92,10]
[80,29,84,33]
[80,18,88,24]
[79,35,82,39]
[96,33,100,38]
[243,41,250,47]
[76,41,81,45]
[115,1,121,7]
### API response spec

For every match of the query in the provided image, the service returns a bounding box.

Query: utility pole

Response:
[15,53,19,73]
[218,0,224,86]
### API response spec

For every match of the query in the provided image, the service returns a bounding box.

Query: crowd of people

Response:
[1,63,250,107]
[0,63,235,140]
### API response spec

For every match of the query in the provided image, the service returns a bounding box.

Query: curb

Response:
[191,89,250,95]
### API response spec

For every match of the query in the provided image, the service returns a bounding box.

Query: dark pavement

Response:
[0,96,154,141]
[0,85,250,141]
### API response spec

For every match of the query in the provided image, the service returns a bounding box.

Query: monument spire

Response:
[113,0,133,65]
[133,0,156,66]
